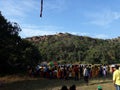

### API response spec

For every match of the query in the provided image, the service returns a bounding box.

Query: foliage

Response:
[27,33,120,64]
[0,12,41,74]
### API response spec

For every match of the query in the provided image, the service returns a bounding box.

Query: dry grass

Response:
[0,75,115,90]
[0,75,37,83]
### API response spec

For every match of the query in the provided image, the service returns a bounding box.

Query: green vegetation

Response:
[0,12,41,74]
[26,33,120,64]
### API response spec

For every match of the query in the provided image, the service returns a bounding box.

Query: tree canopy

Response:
[0,12,41,74]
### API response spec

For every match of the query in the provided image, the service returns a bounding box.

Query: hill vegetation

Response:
[26,33,120,64]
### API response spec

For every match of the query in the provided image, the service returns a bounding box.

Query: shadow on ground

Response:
[0,77,113,90]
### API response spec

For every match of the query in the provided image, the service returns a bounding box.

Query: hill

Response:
[25,33,120,64]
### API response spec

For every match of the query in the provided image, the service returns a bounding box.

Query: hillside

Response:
[25,33,120,64]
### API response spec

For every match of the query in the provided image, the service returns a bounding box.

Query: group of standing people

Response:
[28,64,110,85]
[58,65,120,90]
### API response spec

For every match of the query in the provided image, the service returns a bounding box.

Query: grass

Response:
[0,75,115,90]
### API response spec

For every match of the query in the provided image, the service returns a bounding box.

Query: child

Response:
[69,84,76,90]
[61,85,68,90]
[97,85,102,90]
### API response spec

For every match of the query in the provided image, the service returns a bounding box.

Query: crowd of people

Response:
[27,64,115,90]
[28,64,111,81]
[1,63,119,90]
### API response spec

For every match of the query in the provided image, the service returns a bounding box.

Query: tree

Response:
[0,12,41,74]
[0,12,22,73]
[19,40,41,67]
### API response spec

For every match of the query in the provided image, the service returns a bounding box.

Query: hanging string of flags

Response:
[40,0,43,17]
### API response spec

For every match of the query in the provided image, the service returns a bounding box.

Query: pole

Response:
[40,0,43,17]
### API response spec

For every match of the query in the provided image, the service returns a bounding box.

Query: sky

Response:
[0,0,120,39]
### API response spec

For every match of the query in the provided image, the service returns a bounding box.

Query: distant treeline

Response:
[26,33,120,65]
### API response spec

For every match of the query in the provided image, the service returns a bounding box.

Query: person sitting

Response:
[69,84,76,90]
[61,85,68,90]
[97,85,102,90]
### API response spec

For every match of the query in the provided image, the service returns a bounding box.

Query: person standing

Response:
[113,65,120,90]
[74,65,79,81]
[83,66,89,85]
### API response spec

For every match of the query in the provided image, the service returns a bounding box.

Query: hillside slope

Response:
[25,33,120,64]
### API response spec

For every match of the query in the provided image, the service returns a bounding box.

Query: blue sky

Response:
[0,0,120,39]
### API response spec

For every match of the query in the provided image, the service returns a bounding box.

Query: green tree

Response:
[0,12,22,73]
[0,12,41,74]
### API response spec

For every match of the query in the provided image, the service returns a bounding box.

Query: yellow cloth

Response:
[113,70,120,85]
